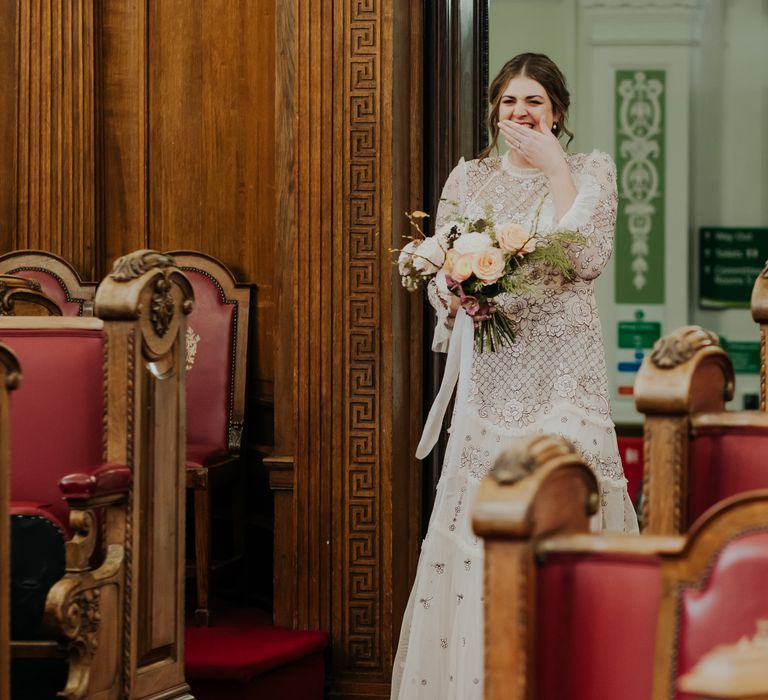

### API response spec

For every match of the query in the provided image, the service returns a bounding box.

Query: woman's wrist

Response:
[542,154,569,180]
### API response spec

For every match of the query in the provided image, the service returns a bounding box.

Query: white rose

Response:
[397,239,420,276]
[412,236,446,275]
[453,232,493,256]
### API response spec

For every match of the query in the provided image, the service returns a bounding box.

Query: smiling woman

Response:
[391,52,638,700]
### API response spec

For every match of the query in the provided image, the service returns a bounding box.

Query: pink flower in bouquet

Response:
[461,295,480,315]
[451,254,474,282]
[497,223,537,255]
[472,248,506,284]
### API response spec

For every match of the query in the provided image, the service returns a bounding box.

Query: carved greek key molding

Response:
[345,0,380,669]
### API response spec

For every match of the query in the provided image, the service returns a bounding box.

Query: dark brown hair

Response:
[479,53,574,159]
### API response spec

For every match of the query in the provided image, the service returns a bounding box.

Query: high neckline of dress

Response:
[501,151,544,178]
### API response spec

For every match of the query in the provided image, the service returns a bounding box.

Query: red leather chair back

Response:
[6,269,90,317]
[689,426,768,526]
[536,553,661,700]
[2,328,104,535]
[183,269,235,459]
[674,529,768,700]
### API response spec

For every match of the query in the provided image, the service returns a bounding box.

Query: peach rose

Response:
[451,254,474,282]
[443,249,461,273]
[472,248,506,284]
[496,223,537,255]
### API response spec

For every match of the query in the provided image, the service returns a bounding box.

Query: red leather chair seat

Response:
[536,553,661,700]
[9,502,68,537]
[186,443,233,470]
[689,427,768,525]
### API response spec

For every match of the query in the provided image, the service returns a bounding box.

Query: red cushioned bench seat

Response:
[185,624,329,700]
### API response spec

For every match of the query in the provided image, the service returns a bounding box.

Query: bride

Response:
[391,52,639,699]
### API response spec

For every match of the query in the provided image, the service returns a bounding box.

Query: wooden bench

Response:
[473,436,768,700]
[1,249,193,699]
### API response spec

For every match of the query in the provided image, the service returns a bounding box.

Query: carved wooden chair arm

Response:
[43,540,124,700]
[59,463,131,507]
[472,434,599,541]
[635,325,734,415]
[42,499,127,700]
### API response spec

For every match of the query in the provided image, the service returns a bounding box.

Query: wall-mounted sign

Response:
[699,228,768,309]
[617,311,661,349]
[720,338,761,374]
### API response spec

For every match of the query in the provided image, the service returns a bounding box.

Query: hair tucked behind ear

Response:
[479,53,574,160]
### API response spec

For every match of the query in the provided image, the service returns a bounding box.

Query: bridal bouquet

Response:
[396,204,585,352]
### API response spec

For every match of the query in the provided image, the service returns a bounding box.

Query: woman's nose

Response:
[512,102,526,117]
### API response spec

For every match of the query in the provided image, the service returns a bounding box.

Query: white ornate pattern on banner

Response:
[617,70,663,291]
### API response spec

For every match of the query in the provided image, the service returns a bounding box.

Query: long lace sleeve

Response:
[553,151,618,281]
[427,159,466,352]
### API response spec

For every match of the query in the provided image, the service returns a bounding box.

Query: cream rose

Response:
[452,232,492,256]
[496,223,536,255]
[412,236,446,275]
[472,248,506,284]
[451,254,474,282]
[444,249,461,274]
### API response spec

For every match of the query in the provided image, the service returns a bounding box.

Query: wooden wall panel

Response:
[2,0,98,277]
[283,0,424,695]
[100,0,149,266]
[100,0,276,443]
[143,0,276,431]
[0,2,18,257]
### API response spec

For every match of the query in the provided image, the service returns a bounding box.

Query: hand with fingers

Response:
[498,115,567,177]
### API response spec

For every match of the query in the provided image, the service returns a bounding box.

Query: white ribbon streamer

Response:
[416,309,474,459]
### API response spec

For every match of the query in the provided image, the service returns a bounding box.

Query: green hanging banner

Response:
[614,70,666,304]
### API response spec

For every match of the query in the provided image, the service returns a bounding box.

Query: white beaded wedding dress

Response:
[391,150,639,700]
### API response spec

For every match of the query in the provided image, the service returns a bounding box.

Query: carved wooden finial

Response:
[491,434,578,485]
[109,250,177,282]
[650,326,720,370]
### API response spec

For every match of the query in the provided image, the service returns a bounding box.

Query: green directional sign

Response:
[699,228,768,309]
[720,338,761,374]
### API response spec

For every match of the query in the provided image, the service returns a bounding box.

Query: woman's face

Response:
[498,75,556,130]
